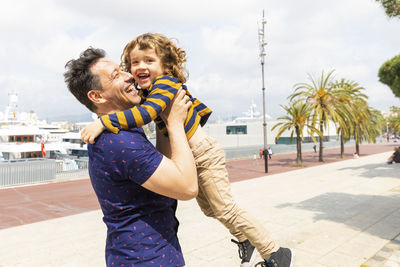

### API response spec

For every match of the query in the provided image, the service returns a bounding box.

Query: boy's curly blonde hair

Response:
[121,33,188,84]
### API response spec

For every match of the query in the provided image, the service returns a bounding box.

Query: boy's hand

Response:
[161,88,191,128]
[81,119,105,144]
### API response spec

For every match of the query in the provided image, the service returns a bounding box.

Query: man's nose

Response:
[123,71,134,82]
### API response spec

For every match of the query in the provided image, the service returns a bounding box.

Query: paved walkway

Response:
[226,142,398,182]
[1,143,396,230]
[0,143,399,266]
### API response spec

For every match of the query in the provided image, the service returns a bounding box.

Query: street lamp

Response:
[258,10,268,173]
[387,121,389,141]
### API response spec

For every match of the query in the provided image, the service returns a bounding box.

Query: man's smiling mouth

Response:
[125,83,137,95]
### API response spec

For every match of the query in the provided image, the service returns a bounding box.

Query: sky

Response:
[0,0,399,122]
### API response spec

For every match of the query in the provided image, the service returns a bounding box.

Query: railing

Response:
[0,158,56,187]
[55,158,89,181]
[1,138,378,188]
[0,158,89,188]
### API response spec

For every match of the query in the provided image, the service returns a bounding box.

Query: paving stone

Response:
[1,150,399,267]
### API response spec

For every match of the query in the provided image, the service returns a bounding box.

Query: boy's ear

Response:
[88,90,106,104]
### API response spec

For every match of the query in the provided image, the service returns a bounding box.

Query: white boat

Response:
[61,131,88,158]
[0,90,74,163]
[0,125,68,161]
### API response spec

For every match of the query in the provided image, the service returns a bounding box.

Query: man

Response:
[387,146,400,164]
[64,48,198,266]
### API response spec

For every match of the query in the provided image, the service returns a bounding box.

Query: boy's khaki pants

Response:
[191,136,278,259]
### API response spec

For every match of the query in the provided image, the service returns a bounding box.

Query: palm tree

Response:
[352,102,382,155]
[331,79,368,158]
[290,70,345,162]
[367,109,384,143]
[272,102,321,166]
[388,106,400,134]
[392,116,400,133]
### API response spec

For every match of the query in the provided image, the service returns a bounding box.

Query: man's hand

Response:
[81,119,105,144]
[161,88,191,128]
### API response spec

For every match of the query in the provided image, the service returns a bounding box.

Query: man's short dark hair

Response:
[64,48,106,112]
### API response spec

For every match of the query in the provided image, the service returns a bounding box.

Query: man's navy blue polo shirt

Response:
[88,128,185,267]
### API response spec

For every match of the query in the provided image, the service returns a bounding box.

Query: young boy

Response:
[82,33,293,267]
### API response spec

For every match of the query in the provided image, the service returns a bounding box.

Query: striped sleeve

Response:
[154,116,168,136]
[184,105,201,139]
[185,88,212,127]
[100,76,181,133]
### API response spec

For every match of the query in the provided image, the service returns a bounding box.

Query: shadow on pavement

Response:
[277,191,400,240]
[338,163,400,179]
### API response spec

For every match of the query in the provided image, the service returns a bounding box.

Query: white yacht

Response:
[0,90,69,161]
[61,131,88,158]
[0,125,68,161]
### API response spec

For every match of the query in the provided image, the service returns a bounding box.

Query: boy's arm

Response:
[100,76,182,134]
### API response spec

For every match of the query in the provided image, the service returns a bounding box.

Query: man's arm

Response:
[141,89,198,200]
[156,126,171,158]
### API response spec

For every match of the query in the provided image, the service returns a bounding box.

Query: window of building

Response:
[12,135,34,143]
[226,125,247,135]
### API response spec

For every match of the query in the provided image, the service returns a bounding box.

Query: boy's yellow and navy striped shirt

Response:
[100,75,212,140]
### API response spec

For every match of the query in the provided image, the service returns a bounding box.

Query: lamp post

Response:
[258,10,268,173]
[387,121,389,142]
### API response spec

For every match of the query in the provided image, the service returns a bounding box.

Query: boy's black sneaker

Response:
[255,247,294,267]
[231,239,257,267]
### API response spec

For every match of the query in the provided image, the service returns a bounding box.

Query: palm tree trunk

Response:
[319,121,324,162]
[340,128,344,158]
[354,129,360,156]
[356,140,360,155]
[296,126,302,166]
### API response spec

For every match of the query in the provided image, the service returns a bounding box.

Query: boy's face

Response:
[129,46,164,89]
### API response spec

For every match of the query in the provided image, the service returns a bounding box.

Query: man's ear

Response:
[88,90,106,104]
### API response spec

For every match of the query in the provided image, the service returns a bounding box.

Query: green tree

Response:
[378,54,400,98]
[272,102,321,166]
[375,0,400,18]
[387,106,400,133]
[352,102,383,155]
[331,79,368,158]
[393,116,400,133]
[290,70,346,162]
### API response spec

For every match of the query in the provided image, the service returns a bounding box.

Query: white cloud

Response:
[0,0,399,122]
